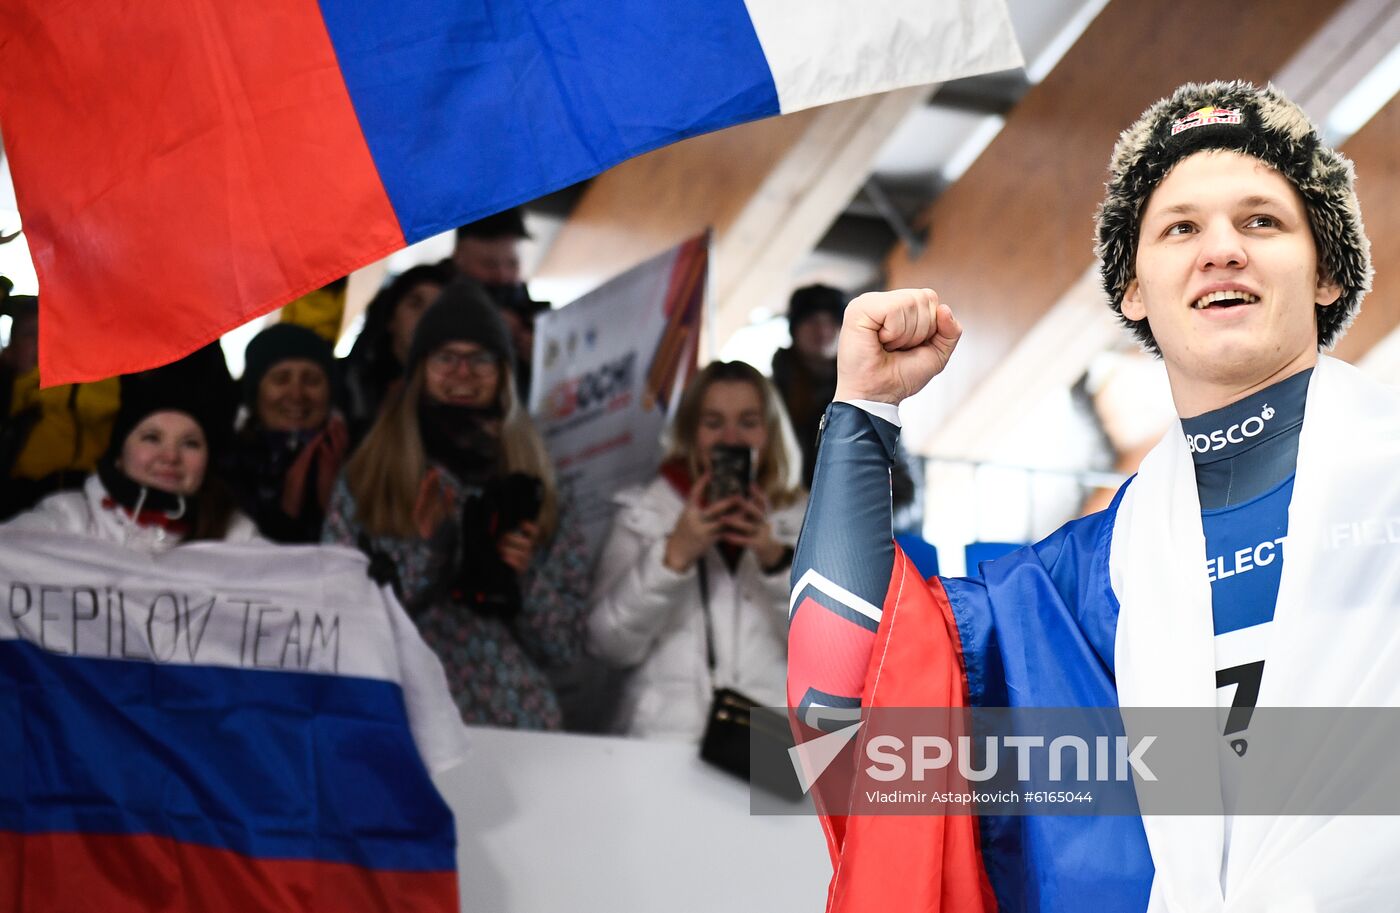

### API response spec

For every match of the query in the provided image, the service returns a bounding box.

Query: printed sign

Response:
[530,235,707,560]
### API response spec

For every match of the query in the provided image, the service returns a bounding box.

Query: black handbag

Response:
[700,685,760,780]
[695,562,803,799]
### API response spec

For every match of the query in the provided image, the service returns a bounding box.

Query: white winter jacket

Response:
[588,476,806,741]
[5,475,259,554]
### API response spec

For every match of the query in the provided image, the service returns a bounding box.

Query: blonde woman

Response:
[323,281,589,729]
[589,360,807,740]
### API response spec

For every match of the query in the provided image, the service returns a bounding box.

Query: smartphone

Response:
[491,472,544,533]
[705,445,753,505]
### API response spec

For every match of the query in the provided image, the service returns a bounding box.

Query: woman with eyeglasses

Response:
[323,280,590,729]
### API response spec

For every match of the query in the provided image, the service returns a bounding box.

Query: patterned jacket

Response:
[323,465,590,729]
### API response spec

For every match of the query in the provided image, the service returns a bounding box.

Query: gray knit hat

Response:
[406,278,515,374]
[1095,80,1371,354]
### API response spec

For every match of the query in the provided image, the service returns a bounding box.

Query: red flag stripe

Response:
[821,547,996,913]
[0,831,456,913]
[0,0,403,385]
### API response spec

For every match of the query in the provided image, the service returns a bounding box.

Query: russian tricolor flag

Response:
[0,1,1019,384]
[0,531,469,912]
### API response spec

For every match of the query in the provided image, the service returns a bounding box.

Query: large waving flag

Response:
[0,0,1020,384]
[0,531,469,913]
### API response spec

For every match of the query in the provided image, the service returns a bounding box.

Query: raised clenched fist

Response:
[833,288,962,406]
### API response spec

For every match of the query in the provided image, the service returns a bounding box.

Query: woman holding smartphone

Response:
[324,281,590,730]
[589,360,806,741]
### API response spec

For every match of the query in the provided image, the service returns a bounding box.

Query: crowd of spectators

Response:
[0,221,870,748]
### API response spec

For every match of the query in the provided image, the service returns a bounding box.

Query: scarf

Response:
[277,415,349,519]
[95,456,194,535]
[417,397,501,487]
[1114,356,1400,911]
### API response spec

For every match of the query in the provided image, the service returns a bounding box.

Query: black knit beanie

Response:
[455,207,531,243]
[106,364,232,463]
[406,278,515,374]
[786,284,847,336]
[1096,80,1372,354]
[242,322,337,409]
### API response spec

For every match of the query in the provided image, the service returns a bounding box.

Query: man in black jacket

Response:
[771,284,844,488]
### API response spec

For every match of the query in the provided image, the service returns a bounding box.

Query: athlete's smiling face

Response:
[1124,150,1341,416]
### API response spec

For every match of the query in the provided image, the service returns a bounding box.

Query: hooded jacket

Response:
[5,474,258,554]
[589,475,806,740]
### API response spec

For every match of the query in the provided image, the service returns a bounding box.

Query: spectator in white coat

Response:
[5,361,257,552]
[589,361,806,740]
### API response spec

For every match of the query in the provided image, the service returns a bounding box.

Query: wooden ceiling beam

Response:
[532,87,934,354]
[1326,81,1400,365]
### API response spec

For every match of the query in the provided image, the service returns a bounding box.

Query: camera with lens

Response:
[453,472,544,619]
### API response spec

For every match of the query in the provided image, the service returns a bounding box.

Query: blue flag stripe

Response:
[316,0,780,243]
[0,639,456,871]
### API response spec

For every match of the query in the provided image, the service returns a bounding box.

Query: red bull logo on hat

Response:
[1171,105,1244,135]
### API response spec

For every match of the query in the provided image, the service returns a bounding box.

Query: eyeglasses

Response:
[428,349,499,374]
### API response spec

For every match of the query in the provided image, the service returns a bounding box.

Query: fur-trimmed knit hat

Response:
[1095,80,1371,354]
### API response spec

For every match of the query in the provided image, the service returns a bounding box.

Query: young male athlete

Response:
[788,81,1399,912]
